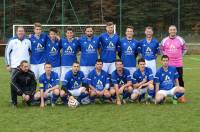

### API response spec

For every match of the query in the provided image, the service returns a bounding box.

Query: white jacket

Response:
[5,37,31,68]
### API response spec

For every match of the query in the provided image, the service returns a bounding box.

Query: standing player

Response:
[88,59,111,102]
[34,62,60,107]
[46,27,61,77]
[29,22,47,79]
[111,59,133,105]
[99,22,120,75]
[119,26,139,76]
[5,26,31,74]
[155,55,185,104]
[131,58,155,103]
[60,27,79,81]
[60,61,89,105]
[139,26,159,76]
[160,25,187,102]
[78,26,100,77]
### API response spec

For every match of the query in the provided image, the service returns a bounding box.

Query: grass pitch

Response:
[0,55,200,132]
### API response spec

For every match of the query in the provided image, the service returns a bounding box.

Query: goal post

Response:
[13,24,117,37]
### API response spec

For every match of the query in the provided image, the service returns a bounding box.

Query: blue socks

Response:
[77,92,89,103]
[51,93,59,104]
[173,92,184,100]
[60,96,68,105]
[147,89,155,98]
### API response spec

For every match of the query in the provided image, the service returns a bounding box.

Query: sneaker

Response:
[116,99,121,105]
[173,99,178,105]
[178,96,186,103]
[11,103,17,108]
[122,99,127,104]
[51,103,55,107]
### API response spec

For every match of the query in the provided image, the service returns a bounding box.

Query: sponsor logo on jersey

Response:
[64,46,74,54]
[96,80,103,90]
[106,41,115,51]
[86,44,95,53]
[145,47,153,56]
[50,47,58,55]
[125,46,133,55]
[169,44,177,52]
[73,81,80,89]
[36,43,45,52]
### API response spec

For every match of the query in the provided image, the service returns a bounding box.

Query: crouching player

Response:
[111,59,133,105]
[155,55,185,104]
[60,61,89,105]
[131,58,155,103]
[88,59,111,103]
[34,62,60,107]
[11,60,37,107]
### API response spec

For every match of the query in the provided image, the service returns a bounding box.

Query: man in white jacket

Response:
[5,26,31,74]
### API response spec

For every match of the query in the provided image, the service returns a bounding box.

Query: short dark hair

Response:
[126,25,134,30]
[106,22,114,26]
[145,26,153,31]
[96,59,103,64]
[73,61,80,65]
[115,59,123,64]
[34,22,42,28]
[85,26,93,31]
[138,58,145,64]
[49,27,58,33]
[20,60,28,66]
[161,55,169,60]
[44,62,52,66]
[65,27,73,32]
[16,26,24,32]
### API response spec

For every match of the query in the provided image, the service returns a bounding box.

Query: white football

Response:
[68,98,79,108]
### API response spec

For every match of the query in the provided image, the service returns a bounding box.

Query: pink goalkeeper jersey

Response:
[160,36,187,67]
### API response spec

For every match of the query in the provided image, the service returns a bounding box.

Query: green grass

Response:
[0,55,200,132]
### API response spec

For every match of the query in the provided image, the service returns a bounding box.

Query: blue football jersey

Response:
[29,33,47,64]
[87,69,110,91]
[119,37,139,67]
[99,33,120,63]
[155,66,179,90]
[132,67,154,84]
[39,71,59,91]
[62,70,85,90]
[60,38,79,66]
[111,68,132,87]
[46,37,61,67]
[78,35,100,66]
[139,38,159,60]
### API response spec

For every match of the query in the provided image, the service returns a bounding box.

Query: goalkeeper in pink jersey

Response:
[160,25,187,103]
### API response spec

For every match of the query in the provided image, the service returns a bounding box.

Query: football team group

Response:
[5,22,186,108]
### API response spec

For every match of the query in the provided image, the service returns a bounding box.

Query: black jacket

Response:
[11,68,37,95]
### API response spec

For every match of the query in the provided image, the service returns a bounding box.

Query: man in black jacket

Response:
[11,60,37,107]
